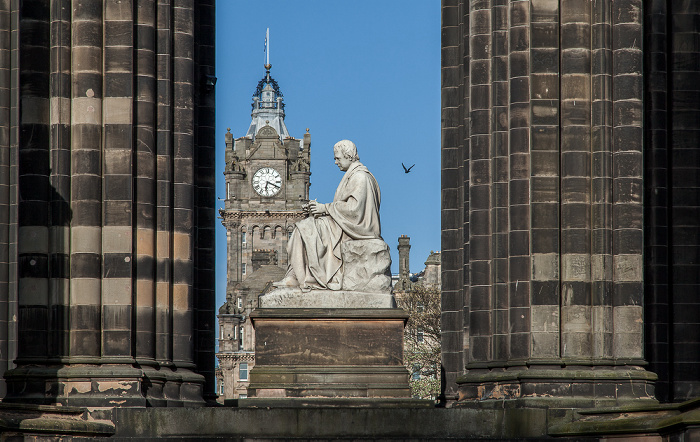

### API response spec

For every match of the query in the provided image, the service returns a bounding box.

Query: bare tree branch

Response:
[396,284,441,400]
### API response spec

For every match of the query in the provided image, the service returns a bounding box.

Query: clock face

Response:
[252,167,282,197]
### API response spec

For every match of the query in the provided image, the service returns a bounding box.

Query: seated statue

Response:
[275,140,384,291]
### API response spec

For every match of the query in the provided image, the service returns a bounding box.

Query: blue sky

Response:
[215,1,441,306]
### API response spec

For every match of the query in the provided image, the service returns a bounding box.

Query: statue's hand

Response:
[309,200,327,217]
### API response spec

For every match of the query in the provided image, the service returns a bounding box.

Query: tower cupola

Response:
[246,64,290,140]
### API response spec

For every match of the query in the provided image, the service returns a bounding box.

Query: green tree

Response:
[396,283,441,400]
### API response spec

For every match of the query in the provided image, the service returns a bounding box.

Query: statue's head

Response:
[333,140,360,162]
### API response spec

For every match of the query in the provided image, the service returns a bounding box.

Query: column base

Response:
[3,364,205,408]
[455,363,658,408]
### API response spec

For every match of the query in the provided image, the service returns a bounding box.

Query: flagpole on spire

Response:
[264,28,271,72]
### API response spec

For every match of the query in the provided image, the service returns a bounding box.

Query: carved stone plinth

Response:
[248,308,410,398]
[259,287,396,309]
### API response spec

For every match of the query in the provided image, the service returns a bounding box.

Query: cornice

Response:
[216,352,256,363]
[220,209,307,223]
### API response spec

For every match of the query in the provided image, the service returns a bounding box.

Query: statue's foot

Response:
[272,276,298,288]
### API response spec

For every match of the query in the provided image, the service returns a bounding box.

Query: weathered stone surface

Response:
[253,309,405,366]
[249,308,409,398]
[340,239,392,293]
[259,287,396,308]
[110,406,549,440]
[3,0,216,405]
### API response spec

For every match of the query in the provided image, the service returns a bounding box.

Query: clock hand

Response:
[270,182,280,188]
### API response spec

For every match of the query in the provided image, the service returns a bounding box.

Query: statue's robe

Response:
[287,161,381,290]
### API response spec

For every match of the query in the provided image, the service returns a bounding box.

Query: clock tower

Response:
[217,63,310,400]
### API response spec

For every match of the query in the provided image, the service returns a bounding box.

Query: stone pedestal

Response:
[249,238,409,399]
[249,306,410,398]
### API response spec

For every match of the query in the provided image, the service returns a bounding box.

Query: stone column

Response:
[3,0,216,407]
[394,235,412,292]
[440,0,466,402]
[193,0,217,398]
[398,235,410,280]
[442,0,656,408]
[643,0,700,403]
[0,0,18,398]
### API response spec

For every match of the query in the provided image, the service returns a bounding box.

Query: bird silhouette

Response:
[402,163,415,174]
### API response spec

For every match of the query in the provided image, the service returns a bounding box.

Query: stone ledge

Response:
[251,307,408,320]
[549,397,700,437]
[109,407,550,439]
[0,404,115,437]
[456,365,658,406]
[233,397,433,408]
[457,366,659,383]
[258,287,397,308]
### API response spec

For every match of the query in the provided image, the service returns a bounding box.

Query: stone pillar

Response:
[398,235,410,280]
[3,0,216,407]
[193,0,217,402]
[440,0,466,403]
[394,235,412,292]
[643,0,700,403]
[0,0,19,398]
[442,0,656,408]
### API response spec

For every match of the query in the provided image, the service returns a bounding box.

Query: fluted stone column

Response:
[441,0,656,407]
[643,0,700,403]
[2,0,215,407]
[440,1,466,402]
[0,0,18,398]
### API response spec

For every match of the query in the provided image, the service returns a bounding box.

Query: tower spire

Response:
[264,28,271,71]
[248,29,288,141]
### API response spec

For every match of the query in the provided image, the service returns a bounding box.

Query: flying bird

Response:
[402,163,415,174]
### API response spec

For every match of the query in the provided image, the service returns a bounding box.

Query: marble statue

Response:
[274,139,386,292]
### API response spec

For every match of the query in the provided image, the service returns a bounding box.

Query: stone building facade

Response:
[0,0,216,405]
[217,65,309,401]
[441,0,700,408]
